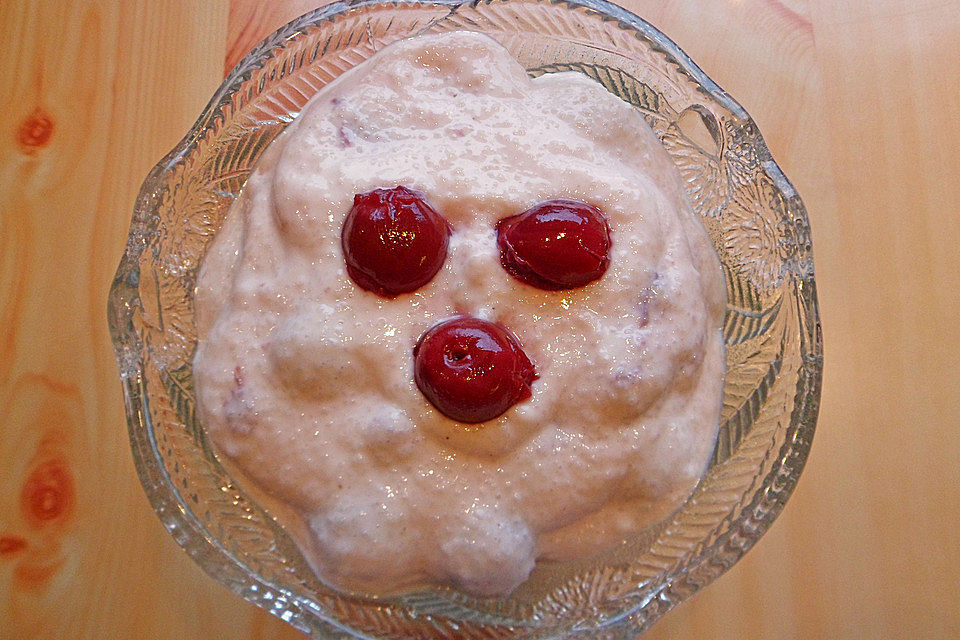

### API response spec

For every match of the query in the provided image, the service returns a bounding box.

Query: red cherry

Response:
[414,316,537,424]
[341,186,451,297]
[496,199,612,290]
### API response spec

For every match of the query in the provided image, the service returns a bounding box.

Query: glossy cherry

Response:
[341,186,451,297]
[496,199,612,290]
[413,316,537,424]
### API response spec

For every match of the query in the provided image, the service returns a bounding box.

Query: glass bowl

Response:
[107,0,822,637]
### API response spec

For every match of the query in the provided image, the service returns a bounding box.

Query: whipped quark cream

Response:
[194,31,726,597]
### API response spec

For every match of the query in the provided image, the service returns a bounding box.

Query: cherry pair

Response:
[341,185,612,297]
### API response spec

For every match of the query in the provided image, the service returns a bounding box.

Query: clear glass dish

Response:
[107,0,822,637]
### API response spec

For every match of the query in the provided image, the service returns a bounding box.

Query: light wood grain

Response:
[1,1,959,638]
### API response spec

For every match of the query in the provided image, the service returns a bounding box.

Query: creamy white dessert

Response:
[193,31,726,597]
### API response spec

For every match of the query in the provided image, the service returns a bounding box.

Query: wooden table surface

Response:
[2,1,959,638]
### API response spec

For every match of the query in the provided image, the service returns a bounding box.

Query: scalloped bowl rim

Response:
[108,0,822,637]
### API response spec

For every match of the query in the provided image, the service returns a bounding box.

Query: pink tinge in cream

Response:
[193,31,726,597]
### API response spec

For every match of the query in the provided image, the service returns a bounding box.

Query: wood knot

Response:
[21,458,75,529]
[17,108,55,153]
[0,535,28,556]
